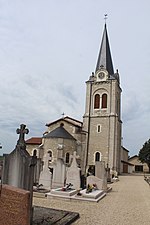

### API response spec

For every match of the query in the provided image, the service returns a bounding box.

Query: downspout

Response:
[108,80,112,166]
[85,79,93,171]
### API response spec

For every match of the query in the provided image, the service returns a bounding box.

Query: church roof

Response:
[95,23,114,75]
[43,124,76,140]
[25,137,42,145]
[46,116,82,128]
[128,155,138,160]
[122,146,129,152]
[121,160,134,166]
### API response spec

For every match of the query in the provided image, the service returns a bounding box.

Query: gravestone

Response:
[0,184,30,225]
[34,158,42,185]
[95,161,107,190]
[87,175,103,190]
[39,152,52,190]
[106,164,112,183]
[52,158,66,188]
[2,124,37,223]
[66,151,81,190]
[3,124,37,189]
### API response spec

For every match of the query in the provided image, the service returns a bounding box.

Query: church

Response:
[26,22,125,177]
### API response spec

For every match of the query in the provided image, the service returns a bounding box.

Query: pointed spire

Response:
[95,23,114,75]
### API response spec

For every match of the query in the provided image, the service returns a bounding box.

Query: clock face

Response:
[98,72,105,79]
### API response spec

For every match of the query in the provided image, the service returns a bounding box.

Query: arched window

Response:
[94,94,100,109]
[65,152,70,164]
[33,149,37,156]
[102,93,107,108]
[95,152,101,161]
[48,150,53,162]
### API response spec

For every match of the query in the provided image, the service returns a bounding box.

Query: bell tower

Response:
[83,23,122,173]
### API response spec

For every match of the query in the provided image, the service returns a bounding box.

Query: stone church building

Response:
[26,23,124,177]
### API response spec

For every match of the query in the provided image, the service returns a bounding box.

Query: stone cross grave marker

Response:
[16,124,29,149]
[2,124,37,224]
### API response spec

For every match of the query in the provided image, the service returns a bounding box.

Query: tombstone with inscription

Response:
[2,124,37,223]
[95,161,107,190]
[39,152,52,190]
[66,151,81,190]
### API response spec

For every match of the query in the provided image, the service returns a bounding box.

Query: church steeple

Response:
[83,19,122,174]
[95,23,114,75]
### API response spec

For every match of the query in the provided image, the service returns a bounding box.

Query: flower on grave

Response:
[77,190,82,196]
[61,187,66,191]
[86,184,93,193]
[93,183,98,190]
[86,183,98,193]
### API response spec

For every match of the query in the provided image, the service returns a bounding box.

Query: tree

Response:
[139,139,150,173]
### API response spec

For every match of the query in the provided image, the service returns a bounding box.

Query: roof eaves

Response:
[46,116,82,128]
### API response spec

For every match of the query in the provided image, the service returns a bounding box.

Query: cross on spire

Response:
[61,112,65,118]
[16,124,29,149]
[95,14,114,75]
[104,14,108,23]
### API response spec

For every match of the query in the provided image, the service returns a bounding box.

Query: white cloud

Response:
[0,0,150,156]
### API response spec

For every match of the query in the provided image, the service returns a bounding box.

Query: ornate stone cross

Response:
[16,124,29,149]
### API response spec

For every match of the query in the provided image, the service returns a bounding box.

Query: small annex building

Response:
[128,155,149,173]
[120,147,133,173]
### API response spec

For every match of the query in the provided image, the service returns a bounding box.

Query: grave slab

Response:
[74,189,106,202]
[33,206,79,225]
[47,189,106,202]
[79,189,105,199]
[50,188,78,196]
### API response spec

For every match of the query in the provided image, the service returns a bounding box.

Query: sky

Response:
[0,0,150,156]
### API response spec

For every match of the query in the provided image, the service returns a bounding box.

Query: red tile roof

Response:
[25,137,42,145]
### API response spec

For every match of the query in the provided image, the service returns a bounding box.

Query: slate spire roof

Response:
[43,124,76,140]
[95,23,114,75]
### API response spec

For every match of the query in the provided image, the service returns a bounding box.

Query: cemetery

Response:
[46,151,112,203]
[0,123,148,224]
[0,123,116,224]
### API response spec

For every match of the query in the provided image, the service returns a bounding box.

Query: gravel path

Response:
[33,175,150,225]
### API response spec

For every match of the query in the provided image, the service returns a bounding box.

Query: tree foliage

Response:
[139,139,150,172]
